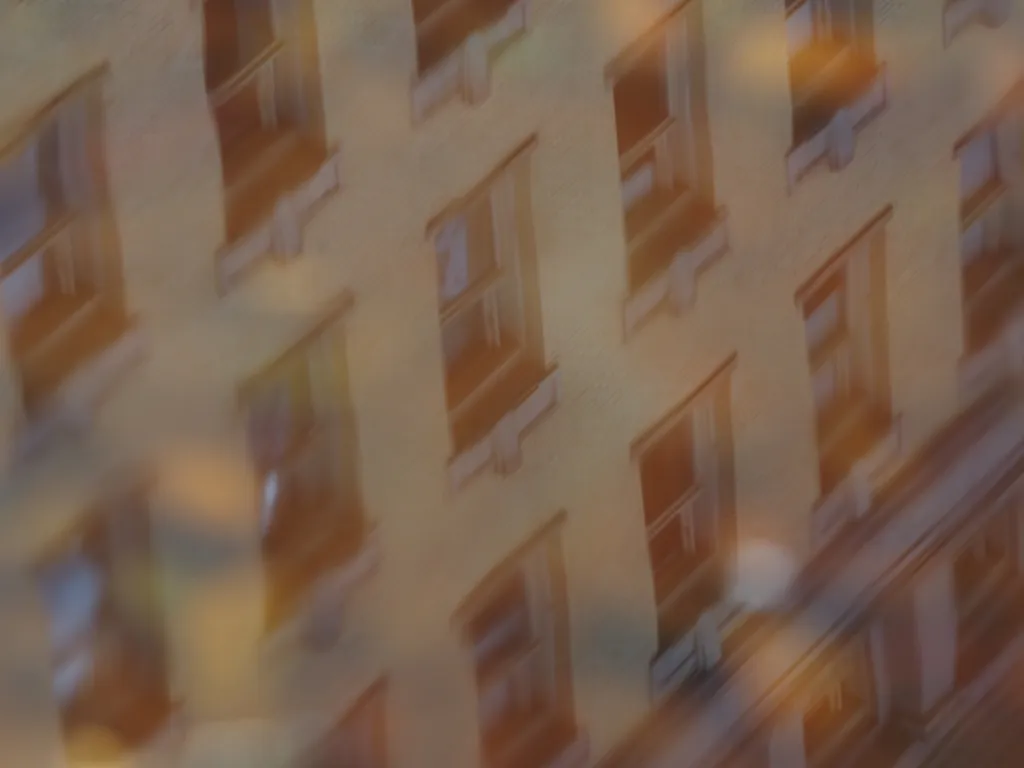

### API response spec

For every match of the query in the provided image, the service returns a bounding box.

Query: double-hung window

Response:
[242,303,367,631]
[0,69,133,419]
[203,0,328,244]
[801,640,876,767]
[36,490,172,761]
[799,209,893,496]
[432,138,554,482]
[633,358,736,654]
[953,501,1022,683]
[956,116,1024,355]
[608,3,723,302]
[455,514,584,768]
[784,0,885,181]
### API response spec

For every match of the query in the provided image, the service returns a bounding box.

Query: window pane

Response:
[805,288,842,353]
[0,139,47,262]
[621,152,657,210]
[470,574,532,676]
[786,0,816,51]
[640,417,697,524]
[204,0,276,91]
[437,200,496,305]
[961,132,997,204]
[613,40,670,157]
[442,298,492,373]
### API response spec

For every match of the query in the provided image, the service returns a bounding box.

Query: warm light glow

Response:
[729,538,797,611]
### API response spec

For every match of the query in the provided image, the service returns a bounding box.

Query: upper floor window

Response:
[607,2,728,333]
[955,93,1024,357]
[203,0,333,250]
[0,67,136,423]
[801,638,876,767]
[633,357,737,657]
[798,208,893,496]
[410,0,529,121]
[784,0,887,185]
[953,500,1022,683]
[35,486,172,762]
[299,679,388,767]
[454,512,586,768]
[241,296,368,632]
[430,137,559,488]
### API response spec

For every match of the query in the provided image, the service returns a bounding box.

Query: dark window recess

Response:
[964,255,1024,354]
[40,505,172,759]
[626,198,715,291]
[248,361,364,629]
[613,41,670,157]
[789,44,876,145]
[469,573,533,678]
[640,416,696,523]
[802,677,873,766]
[203,0,276,91]
[656,560,722,651]
[414,0,517,75]
[817,402,890,494]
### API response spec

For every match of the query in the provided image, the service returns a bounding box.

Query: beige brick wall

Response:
[1,0,1022,766]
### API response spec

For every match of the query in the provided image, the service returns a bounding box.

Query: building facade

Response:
[0,0,1022,767]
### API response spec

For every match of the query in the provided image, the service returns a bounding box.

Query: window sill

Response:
[410,0,530,124]
[648,598,757,702]
[943,0,1011,46]
[13,317,146,460]
[959,303,1024,404]
[622,202,729,338]
[215,145,342,294]
[785,62,887,191]
[448,362,559,491]
[810,414,902,552]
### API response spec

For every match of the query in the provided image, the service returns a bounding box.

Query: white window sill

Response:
[410,0,530,124]
[14,321,147,460]
[622,206,729,338]
[649,600,746,701]
[215,147,342,293]
[959,307,1024,404]
[943,0,1012,46]
[785,64,888,191]
[810,415,903,552]
[447,364,560,491]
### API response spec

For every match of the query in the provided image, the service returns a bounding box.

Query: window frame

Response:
[427,136,549,459]
[238,291,367,632]
[631,355,737,651]
[0,63,132,419]
[297,678,389,768]
[452,511,581,768]
[31,476,173,756]
[202,0,329,243]
[796,207,894,497]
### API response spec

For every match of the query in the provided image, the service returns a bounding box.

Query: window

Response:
[409,0,529,120]
[299,680,388,767]
[798,209,893,495]
[35,490,172,761]
[956,120,1024,355]
[0,69,132,419]
[784,0,885,182]
[203,0,328,242]
[608,5,721,295]
[455,513,584,768]
[953,503,1021,682]
[801,641,875,767]
[633,357,736,652]
[432,137,553,471]
[242,299,367,631]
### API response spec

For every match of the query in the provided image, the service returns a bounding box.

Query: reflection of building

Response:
[0,0,1022,767]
